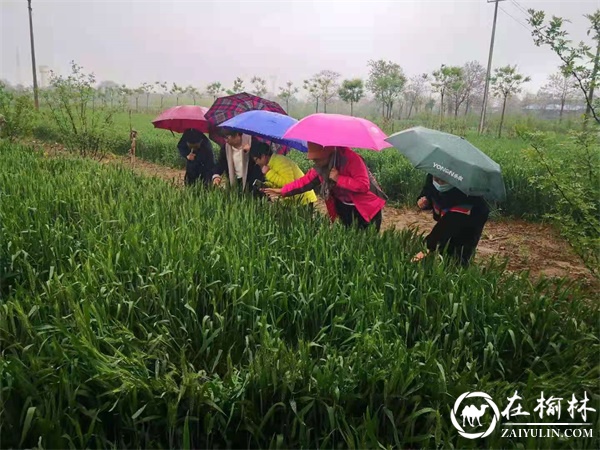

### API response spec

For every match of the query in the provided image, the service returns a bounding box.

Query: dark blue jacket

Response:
[178,133,216,186]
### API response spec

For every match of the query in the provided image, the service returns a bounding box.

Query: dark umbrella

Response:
[386,126,506,201]
[206,93,290,154]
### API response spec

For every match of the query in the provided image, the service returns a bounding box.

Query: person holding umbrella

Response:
[412,173,489,266]
[213,130,264,195]
[385,126,506,267]
[249,140,317,205]
[177,128,216,187]
[263,143,386,231]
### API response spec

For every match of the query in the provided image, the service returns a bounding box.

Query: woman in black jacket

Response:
[413,173,489,267]
[177,129,216,187]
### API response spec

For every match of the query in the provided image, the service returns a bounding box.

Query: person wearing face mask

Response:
[262,142,386,231]
[177,128,216,187]
[412,173,489,266]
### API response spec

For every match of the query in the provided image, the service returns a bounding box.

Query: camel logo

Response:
[450,391,501,439]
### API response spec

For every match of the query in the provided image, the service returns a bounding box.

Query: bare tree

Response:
[462,61,486,116]
[539,71,580,120]
[303,78,320,113]
[278,81,299,113]
[315,70,340,113]
[403,74,429,119]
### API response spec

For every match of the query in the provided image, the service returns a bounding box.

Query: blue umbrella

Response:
[219,110,308,152]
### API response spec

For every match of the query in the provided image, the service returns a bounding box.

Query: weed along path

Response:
[30,139,596,289]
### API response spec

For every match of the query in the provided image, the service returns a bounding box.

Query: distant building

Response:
[39,66,50,88]
[522,103,586,118]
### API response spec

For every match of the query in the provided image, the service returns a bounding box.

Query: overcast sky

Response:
[2,0,599,95]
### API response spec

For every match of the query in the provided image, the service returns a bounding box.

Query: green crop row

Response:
[30,111,563,220]
[1,142,598,449]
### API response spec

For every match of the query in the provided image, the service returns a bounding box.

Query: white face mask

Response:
[433,180,453,192]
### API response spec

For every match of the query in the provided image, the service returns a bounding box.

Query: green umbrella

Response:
[385,126,506,201]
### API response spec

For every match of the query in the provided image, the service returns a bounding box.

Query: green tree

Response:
[315,70,340,113]
[250,76,267,97]
[491,65,530,137]
[338,78,364,116]
[43,62,119,157]
[154,81,168,109]
[170,83,186,106]
[141,82,154,109]
[185,86,201,105]
[227,77,245,95]
[303,78,320,113]
[431,65,463,121]
[132,86,145,112]
[0,82,34,141]
[367,60,406,120]
[528,9,600,124]
[278,81,299,113]
[206,82,224,100]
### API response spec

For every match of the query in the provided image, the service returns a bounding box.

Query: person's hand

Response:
[329,168,339,182]
[187,152,196,161]
[411,250,429,262]
[261,165,270,175]
[212,176,222,186]
[242,143,251,153]
[262,187,282,200]
[417,196,429,209]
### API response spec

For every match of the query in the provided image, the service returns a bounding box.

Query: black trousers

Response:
[334,198,382,232]
[426,213,488,267]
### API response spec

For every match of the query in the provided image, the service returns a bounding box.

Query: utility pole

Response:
[478,0,505,135]
[27,0,40,110]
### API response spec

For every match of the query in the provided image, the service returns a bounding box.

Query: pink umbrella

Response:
[282,113,392,151]
[152,105,210,133]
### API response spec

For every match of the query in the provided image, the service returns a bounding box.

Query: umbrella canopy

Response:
[219,111,308,152]
[386,126,506,201]
[206,93,290,153]
[152,105,210,133]
[282,113,391,151]
[205,92,287,126]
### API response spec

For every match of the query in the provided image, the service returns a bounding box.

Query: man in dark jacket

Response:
[213,130,265,197]
[413,173,489,266]
[178,129,216,187]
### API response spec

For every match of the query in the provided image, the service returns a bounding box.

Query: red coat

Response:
[281,147,386,222]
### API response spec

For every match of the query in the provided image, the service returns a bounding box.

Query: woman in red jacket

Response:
[263,142,386,231]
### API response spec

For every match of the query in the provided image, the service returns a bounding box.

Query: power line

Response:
[499,6,532,32]
[510,0,530,17]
